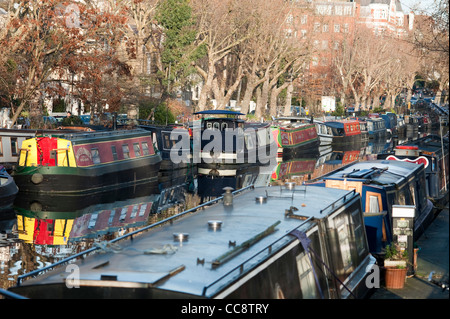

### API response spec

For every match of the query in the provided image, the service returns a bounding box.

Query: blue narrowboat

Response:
[379,134,449,207]
[380,113,397,136]
[366,118,387,139]
[306,160,434,255]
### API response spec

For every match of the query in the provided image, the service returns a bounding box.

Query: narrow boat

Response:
[396,117,406,136]
[325,119,361,144]
[358,119,369,141]
[273,117,332,146]
[14,189,161,245]
[12,129,162,194]
[405,115,419,135]
[10,184,376,299]
[306,160,434,255]
[0,165,18,210]
[381,113,397,136]
[138,124,196,188]
[271,119,319,159]
[1,127,97,170]
[366,118,387,139]
[193,110,276,177]
[379,134,449,207]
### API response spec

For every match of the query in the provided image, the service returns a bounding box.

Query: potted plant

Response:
[383,244,408,289]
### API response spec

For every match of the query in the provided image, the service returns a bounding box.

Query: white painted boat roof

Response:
[19,185,359,298]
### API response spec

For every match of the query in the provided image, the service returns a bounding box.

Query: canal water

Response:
[0,130,444,294]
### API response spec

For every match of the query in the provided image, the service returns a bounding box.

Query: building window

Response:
[334,24,340,32]
[122,144,130,159]
[286,14,294,24]
[301,15,307,24]
[335,5,343,16]
[321,40,328,50]
[301,29,307,38]
[322,24,329,32]
[333,41,340,50]
[314,22,320,32]
[344,5,352,16]
[343,23,349,33]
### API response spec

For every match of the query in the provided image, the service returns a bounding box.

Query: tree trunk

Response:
[283,82,294,116]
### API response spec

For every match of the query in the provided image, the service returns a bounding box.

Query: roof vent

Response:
[173,233,189,242]
[255,195,267,204]
[208,220,223,231]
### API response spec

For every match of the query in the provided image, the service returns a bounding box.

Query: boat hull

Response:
[13,156,161,194]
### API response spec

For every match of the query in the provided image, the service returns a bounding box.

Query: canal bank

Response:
[370,203,449,299]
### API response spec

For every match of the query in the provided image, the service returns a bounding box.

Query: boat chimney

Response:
[223,187,234,206]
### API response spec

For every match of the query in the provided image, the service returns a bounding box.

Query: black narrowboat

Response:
[12,129,162,194]
[193,110,276,177]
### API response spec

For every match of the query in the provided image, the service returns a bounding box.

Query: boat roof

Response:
[314,160,424,185]
[194,110,244,116]
[17,185,359,298]
[324,120,358,128]
[403,134,448,155]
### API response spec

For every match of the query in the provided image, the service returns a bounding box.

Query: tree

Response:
[155,0,199,95]
[0,0,131,126]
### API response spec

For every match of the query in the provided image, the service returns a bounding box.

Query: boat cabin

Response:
[306,160,434,254]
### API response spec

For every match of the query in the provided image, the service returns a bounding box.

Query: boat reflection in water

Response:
[13,180,189,247]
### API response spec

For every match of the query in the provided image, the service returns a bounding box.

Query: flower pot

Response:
[385,266,407,289]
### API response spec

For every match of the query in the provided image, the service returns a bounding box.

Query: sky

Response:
[398,0,439,14]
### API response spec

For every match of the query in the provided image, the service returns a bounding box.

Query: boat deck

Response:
[15,185,359,298]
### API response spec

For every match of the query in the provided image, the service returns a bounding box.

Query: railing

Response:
[16,184,255,286]
[201,216,314,298]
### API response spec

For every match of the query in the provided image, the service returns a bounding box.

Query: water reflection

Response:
[0,130,443,293]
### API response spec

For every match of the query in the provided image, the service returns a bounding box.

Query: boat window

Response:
[111,145,118,161]
[142,142,150,155]
[245,134,254,149]
[221,122,228,131]
[207,122,213,129]
[91,148,101,164]
[133,143,141,157]
[213,122,220,130]
[122,144,130,159]
[138,204,147,217]
[11,138,18,156]
[351,209,366,256]
[119,207,127,222]
[88,212,99,229]
[366,192,382,213]
[296,251,318,299]
[163,133,171,149]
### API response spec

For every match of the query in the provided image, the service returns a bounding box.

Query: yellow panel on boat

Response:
[19,138,38,167]
[16,215,35,243]
[56,138,76,167]
[53,219,74,245]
